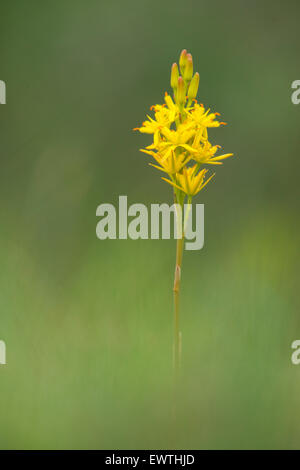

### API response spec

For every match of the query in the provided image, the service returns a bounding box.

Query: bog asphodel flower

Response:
[134,50,233,201]
[162,166,215,197]
[134,50,234,372]
[141,149,191,175]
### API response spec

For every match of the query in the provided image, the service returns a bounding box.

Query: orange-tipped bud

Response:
[179,49,188,74]
[188,72,200,101]
[170,63,179,90]
[184,53,193,81]
[176,76,186,105]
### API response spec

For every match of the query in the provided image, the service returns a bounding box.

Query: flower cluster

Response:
[134,49,233,204]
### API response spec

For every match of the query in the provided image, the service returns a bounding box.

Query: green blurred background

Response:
[0,0,299,449]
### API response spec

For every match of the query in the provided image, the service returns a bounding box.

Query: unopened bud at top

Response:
[188,72,200,101]
[170,63,179,90]
[183,53,193,82]
[179,49,188,74]
[176,76,186,105]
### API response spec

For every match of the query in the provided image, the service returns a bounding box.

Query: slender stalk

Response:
[173,212,184,373]
[173,196,192,373]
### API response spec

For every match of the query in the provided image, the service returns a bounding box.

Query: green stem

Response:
[173,203,184,373]
[173,196,192,373]
[184,196,192,232]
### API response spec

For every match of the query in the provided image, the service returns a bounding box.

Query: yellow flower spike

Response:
[170,63,179,91]
[179,49,188,75]
[162,165,215,196]
[187,72,200,102]
[183,53,193,82]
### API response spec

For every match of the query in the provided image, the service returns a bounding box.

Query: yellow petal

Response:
[161,177,182,192]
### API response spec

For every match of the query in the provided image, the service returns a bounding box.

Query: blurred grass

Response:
[0,0,300,449]
[0,207,299,449]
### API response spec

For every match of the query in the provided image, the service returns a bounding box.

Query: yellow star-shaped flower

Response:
[162,165,215,196]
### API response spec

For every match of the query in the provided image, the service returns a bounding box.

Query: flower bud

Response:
[176,76,186,105]
[170,63,179,90]
[183,53,193,82]
[188,72,200,101]
[179,49,187,74]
